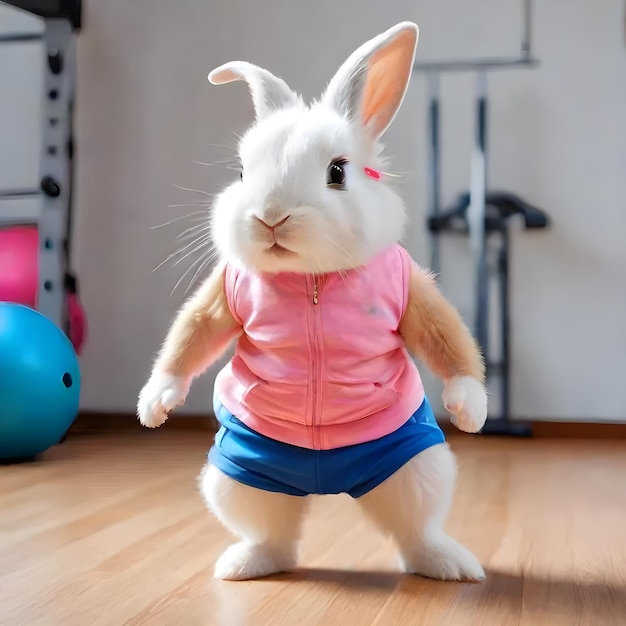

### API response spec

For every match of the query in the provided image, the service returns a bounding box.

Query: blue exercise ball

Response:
[0,302,81,461]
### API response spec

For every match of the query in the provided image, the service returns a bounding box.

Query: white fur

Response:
[207,25,420,276]
[209,61,302,120]
[198,444,484,581]
[198,463,308,580]
[137,372,188,427]
[210,105,407,275]
[356,443,484,580]
[442,375,488,433]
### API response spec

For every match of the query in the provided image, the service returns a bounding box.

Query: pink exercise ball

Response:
[0,225,39,308]
[0,225,87,354]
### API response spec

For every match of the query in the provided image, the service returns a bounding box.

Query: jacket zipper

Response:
[308,275,323,449]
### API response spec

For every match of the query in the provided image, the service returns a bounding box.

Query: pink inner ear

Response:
[361,29,417,137]
[210,67,242,84]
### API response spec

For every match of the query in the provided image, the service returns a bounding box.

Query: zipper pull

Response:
[313,277,318,305]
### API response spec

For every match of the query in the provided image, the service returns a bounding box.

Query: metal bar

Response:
[0,32,43,43]
[64,43,77,262]
[36,18,74,331]
[521,0,533,59]
[481,418,532,437]
[468,71,489,356]
[0,189,40,199]
[0,219,38,227]
[426,72,441,274]
[413,56,539,74]
[0,1,82,29]
[499,228,511,420]
[479,232,532,438]
[481,229,533,437]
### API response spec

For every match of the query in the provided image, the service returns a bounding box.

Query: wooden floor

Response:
[2,432,626,626]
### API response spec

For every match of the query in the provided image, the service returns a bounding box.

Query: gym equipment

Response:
[0,0,85,347]
[413,0,550,437]
[0,302,81,462]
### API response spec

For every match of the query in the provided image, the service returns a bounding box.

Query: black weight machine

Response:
[413,0,550,437]
[0,0,82,334]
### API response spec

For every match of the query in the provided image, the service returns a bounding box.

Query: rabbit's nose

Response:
[256,215,290,232]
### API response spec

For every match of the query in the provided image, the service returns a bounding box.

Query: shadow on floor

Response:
[254,567,626,623]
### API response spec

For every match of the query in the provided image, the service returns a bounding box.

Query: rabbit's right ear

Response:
[209,61,299,120]
[321,22,419,139]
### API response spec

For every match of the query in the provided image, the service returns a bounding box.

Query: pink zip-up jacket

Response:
[214,244,425,450]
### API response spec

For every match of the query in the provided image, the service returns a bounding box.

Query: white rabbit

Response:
[138,21,487,583]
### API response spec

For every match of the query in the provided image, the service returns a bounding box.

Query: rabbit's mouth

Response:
[267,243,296,257]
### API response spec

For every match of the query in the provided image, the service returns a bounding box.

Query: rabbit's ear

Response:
[321,22,418,139]
[209,61,299,119]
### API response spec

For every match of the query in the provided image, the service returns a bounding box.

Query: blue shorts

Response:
[208,396,445,498]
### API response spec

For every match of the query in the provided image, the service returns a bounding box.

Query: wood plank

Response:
[2,432,626,625]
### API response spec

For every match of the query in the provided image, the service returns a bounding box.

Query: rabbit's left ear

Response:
[321,22,419,139]
[209,61,299,120]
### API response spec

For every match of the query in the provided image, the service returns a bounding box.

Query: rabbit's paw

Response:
[214,542,296,581]
[442,375,488,433]
[137,372,188,428]
[402,534,486,581]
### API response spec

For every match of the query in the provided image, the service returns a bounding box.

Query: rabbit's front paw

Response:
[137,372,188,428]
[442,375,488,433]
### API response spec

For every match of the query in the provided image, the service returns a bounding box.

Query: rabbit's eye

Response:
[327,159,347,188]
[240,166,244,182]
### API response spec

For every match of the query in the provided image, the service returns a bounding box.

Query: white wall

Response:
[1,1,625,422]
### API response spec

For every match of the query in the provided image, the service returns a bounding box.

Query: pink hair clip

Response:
[364,167,381,181]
